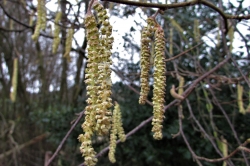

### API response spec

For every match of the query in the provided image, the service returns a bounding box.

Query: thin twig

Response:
[177,103,203,166]
[230,56,250,87]
[181,56,231,99]
[46,110,85,166]
[0,133,49,159]
[165,42,203,62]
[186,99,234,166]
[235,27,250,59]
[195,146,250,163]
[87,0,95,14]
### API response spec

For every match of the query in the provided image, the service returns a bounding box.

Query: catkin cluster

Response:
[139,17,156,104]
[78,1,114,165]
[152,26,166,140]
[32,0,46,41]
[139,17,167,140]
[109,102,126,163]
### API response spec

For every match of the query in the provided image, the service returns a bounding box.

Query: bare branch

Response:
[165,42,203,62]
[101,0,250,33]
[46,110,85,166]
[0,133,49,159]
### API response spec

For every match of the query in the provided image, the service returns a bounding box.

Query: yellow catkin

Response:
[237,83,245,114]
[109,104,118,163]
[10,58,18,102]
[40,0,47,30]
[139,17,156,105]
[152,26,166,140]
[169,28,173,56]
[177,76,185,118]
[170,18,184,34]
[92,1,113,135]
[214,132,227,166]
[79,14,99,166]
[63,28,74,62]
[228,22,234,52]
[109,102,126,163]
[194,19,200,43]
[178,76,184,95]
[52,11,62,54]
[221,137,228,166]
[9,19,13,30]
[79,2,115,163]
[32,0,46,41]
[170,85,184,100]
[115,103,126,142]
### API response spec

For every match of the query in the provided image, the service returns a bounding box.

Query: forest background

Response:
[0,0,250,165]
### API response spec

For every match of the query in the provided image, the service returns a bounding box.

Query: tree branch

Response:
[101,0,250,20]
[0,133,49,159]
[101,0,250,33]
[46,110,85,166]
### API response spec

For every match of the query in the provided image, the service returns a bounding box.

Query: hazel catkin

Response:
[79,3,115,164]
[10,58,18,102]
[92,1,113,135]
[63,28,74,62]
[237,83,246,114]
[170,85,184,100]
[109,102,126,163]
[152,26,166,140]
[32,0,46,41]
[139,17,156,105]
[79,13,99,166]
[52,11,62,54]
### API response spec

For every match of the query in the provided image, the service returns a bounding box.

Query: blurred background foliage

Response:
[0,0,250,165]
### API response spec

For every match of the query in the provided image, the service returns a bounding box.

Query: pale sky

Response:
[21,0,250,92]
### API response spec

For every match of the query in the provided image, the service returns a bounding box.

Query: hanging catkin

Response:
[237,83,245,114]
[10,58,18,102]
[228,22,234,52]
[193,19,200,43]
[78,13,99,166]
[152,26,166,140]
[52,11,62,54]
[169,28,173,56]
[139,17,156,105]
[63,28,74,62]
[109,102,126,163]
[78,2,114,165]
[32,0,46,41]
[92,1,113,135]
